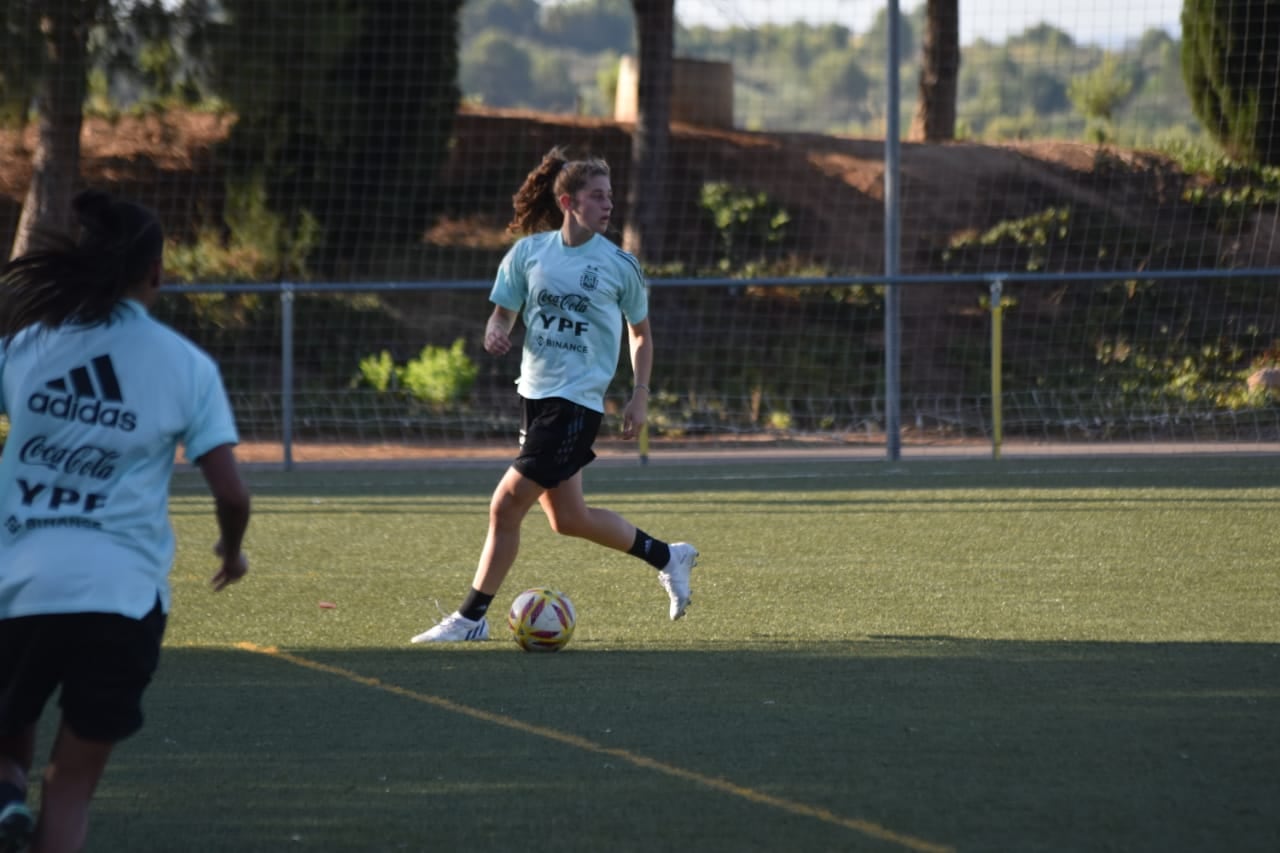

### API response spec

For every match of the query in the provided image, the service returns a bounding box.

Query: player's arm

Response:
[197,443,251,591]
[484,305,519,356]
[621,317,653,440]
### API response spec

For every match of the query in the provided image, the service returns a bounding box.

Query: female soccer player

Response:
[411,147,697,643]
[0,190,251,853]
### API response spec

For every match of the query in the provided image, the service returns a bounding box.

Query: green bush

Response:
[358,351,398,393]
[699,182,790,271]
[358,340,477,406]
[165,178,320,283]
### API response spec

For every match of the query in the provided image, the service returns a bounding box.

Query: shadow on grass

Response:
[71,638,1280,853]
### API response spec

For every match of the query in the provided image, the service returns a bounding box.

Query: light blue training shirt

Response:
[491,231,649,412]
[0,299,239,620]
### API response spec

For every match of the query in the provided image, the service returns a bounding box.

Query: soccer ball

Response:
[507,588,576,653]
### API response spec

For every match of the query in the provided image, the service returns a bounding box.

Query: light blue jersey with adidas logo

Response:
[0,299,238,619]
[491,231,648,412]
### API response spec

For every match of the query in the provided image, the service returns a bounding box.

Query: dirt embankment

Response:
[4,107,1270,275]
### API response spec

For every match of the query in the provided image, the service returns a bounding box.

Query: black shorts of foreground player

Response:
[0,190,251,853]
[411,147,697,644]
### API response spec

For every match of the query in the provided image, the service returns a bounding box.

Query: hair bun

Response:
[73,188,113,214]
[72,189,115,229]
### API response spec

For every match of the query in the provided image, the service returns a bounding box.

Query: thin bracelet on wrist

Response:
[634,384,650,393]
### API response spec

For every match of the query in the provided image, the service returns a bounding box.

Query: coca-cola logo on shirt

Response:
[19,435,119,480]
[537,291,593,313]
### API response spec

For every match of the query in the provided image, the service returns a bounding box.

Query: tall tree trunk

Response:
[10,0,91,259]
[623,0,673,260]
[909,0,960,142]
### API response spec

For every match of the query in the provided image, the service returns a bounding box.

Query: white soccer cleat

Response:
[410,611,490,643]
[658,542,698,620]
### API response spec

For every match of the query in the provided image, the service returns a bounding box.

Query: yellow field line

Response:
[235,641,953,853]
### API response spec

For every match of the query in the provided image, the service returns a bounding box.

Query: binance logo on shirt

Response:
[28,354,138,431]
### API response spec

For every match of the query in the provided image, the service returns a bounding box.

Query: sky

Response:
[673,0,1183,47]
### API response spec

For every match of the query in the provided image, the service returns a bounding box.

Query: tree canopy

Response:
[1181,0,1280,165]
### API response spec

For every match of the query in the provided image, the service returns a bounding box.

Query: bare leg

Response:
[471,467,546,595]
[31,719,113,853]
[540,471,636,551]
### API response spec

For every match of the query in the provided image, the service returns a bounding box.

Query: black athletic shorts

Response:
[514,396,603,489]
[0,600,167,743]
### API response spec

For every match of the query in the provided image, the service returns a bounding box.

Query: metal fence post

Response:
[884,0,903,461]
[281,284,295,472]
[989,276,1005,460]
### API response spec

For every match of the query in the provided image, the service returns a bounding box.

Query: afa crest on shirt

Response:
[579,266,599,292]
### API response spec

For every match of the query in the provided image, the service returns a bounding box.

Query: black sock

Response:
[459,588,494,621]
[629,529,671,571]
[0,780,24,805]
